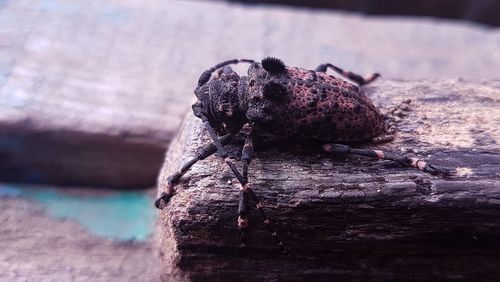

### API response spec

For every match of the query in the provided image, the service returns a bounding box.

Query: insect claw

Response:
[154,192,173,209]
[427,164,453,176]
[154,197,164,209]
[442,168,456,177]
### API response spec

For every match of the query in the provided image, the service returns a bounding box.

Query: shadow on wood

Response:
[157,80,500,281]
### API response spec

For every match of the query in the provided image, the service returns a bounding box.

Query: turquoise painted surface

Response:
[0,184,156,241]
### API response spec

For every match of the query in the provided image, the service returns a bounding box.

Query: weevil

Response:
[155,57,450,254]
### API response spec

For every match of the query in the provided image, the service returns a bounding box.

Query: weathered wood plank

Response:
[158,80,500,281]
[0,196,160,281]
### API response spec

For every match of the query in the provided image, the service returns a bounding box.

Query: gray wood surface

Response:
[2,0,500,187]
[0,197,160,281]
[158,79,500,281]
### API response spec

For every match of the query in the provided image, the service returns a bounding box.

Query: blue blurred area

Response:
[0,184,156,241]
[0,185,20,197]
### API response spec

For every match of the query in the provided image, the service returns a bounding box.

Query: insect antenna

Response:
[198,59,255,86]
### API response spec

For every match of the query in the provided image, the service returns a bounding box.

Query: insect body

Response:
[245,59,385,142]
[193,57,384,142]
[156,57,449,254]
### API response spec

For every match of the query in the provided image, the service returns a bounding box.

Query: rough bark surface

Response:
[158,80,500,281]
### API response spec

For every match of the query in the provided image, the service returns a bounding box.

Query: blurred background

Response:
[1,0,499,280]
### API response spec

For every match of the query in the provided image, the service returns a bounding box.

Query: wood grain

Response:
[158,80,500,281]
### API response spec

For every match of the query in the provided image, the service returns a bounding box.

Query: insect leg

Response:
[238,131,288,254]
[201,120,288,253]
[315,63,380,86]
[197,58,255,86]
[154,133,234,209]
[201,120,248,184]
[323,143,452,176]
[238,132,253,246]
[237,184,250,246]
[241,130,254,181]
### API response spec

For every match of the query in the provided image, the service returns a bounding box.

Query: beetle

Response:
[155,57,450,254]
